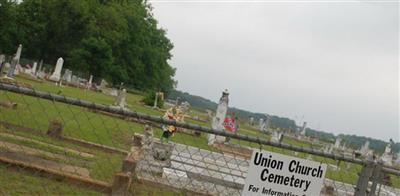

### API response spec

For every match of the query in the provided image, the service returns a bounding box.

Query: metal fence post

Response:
[354,160,375,196]
[368,161,383,196]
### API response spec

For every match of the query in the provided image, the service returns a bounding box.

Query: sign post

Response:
[242,150,327,196]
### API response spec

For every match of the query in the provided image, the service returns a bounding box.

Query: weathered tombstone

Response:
[152,140,173,163]
[380,143,394,166]
[99,79,108,91]
[37,60,43,75]
[300,122,307,136]
[109,89,119,96]
[271,131,283,143]
[87,75,93,88]
[258,118,264,129]
[37,71,46,79]
[360,140,370,156]
[6,44,22,78]
[143,125,153,147]
[47,120,63,138]
[0,55,5,73]
[62,69,72,83]
[115,89,127,108]
[334,137,341,149]
[181,101,190,112]
[249,117,254,126]
[30,62,37,76]
[71,75,79,85]
[208,89,229,145]
[49,57,64,81]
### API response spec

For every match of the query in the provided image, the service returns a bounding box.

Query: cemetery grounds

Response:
[0,74,399,195]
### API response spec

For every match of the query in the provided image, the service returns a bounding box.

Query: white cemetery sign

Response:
[49,57,64,81]
[208,89,229,145]
[243,150,327,196]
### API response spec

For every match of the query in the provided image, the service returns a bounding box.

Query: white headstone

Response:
[6,44,23,78]
[71,75,79,84]
[249,117,254,126]
[300,122,307,136]
[271,131,282,143]
[88,75,93,85]
[115,89,127,108]
[62,69,72,82]
[30,62,37,75]
[0,55,4,73]
[14,44,22,63]
[360,140,370,156]
[49,57,64,81]
[208,89,229,145]
[0,55,5,66]
[334,138,341,149]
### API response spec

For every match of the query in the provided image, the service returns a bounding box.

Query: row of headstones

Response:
[0,44,96,89]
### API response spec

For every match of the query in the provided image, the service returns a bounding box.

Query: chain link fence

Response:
[0,80,399,196]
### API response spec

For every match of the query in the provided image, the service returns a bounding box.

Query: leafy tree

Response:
[0,0,175,93]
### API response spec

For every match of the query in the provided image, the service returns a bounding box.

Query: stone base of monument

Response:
[136,140,173,177]
[48,74,60,82]
[213,142,253,159]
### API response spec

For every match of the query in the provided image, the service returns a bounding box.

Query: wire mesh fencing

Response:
[0,81,399,196]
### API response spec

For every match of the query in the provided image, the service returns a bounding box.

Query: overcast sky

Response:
[150,0,399,142]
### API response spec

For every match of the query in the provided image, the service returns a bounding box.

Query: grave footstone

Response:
[49,57,63,81]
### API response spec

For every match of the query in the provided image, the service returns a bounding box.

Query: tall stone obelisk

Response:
[208,89,229,145]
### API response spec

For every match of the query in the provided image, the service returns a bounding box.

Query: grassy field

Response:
[0,75,399,194]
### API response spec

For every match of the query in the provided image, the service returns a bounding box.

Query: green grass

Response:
[0,164,101,196]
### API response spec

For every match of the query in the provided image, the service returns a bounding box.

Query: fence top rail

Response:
[0,82,398,175]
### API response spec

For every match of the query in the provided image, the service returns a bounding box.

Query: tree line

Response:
[0,0,176,93]
[168,90,398,154]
